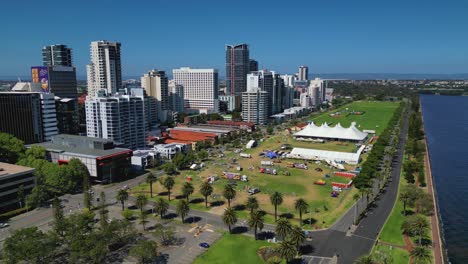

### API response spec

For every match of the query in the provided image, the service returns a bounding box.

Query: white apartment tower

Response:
[298,65,309,81]
[172,67,219,113]
[87,40,122,97]
[168,80,184,113]
[141,70,169,121]
[242,76,268,125]
[85,91,145,149]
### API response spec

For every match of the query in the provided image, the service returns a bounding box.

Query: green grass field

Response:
[372,244,409,264]
[311,101,399,135]
[193,234,270,264]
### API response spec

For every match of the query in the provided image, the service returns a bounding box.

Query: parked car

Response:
[0,223,9,228]
[199,242,210,248]
[248,187,260,195]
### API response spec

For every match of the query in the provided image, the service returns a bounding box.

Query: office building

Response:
[219,95,240,112]
[42,44,72,67]
[55,98,79,135]
[154,143,188,160]
[249,59,258,72]
[242,83,268,125]
[0,92,58,144]
[309,77,325,105]
[85,90,146,149]
[0,163,36,212]
[247,70,274,116]
[272,72,284,114]
[281,74,296,88]
[298,65,309,81]
[31,134,132,183]
[226,44,249,96]
[141,70,169,121]
[173,67,219,113]
[87,40,122,97]
[168,80,184,113]
[31,66,78,99]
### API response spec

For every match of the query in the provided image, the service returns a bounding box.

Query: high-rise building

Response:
[168,80,184,113]
[219,95,240,112]
[298,65,309,81]
[141,70,169,121]
[247,70,274,116]
[85,89,146,149]
[31,66,78,99]
[272,72,284,114]
[55,98,79,135]
[42,44,72,67]
[0,92,58,143]
[226,44,249,96]
[249,59,258,72]
[172,67,219,113]
[308,77,325,105]
[281,74,296,88]
[87,40,122,97]
[242,84,268,125]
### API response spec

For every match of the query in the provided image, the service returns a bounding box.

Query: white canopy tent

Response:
[287,145,366,165]
[293,122,368,142]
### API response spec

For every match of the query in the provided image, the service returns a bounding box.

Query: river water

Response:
[421,94,468,264]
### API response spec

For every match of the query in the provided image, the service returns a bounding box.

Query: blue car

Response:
[199,242,210,248]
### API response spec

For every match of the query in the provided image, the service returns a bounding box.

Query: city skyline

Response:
[1,0,468,77]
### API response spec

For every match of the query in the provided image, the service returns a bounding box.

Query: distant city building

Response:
[300,93,312,108]
[0,92,58,143]
[42,44,72,67]
[85,89,146,149]
[242,84,268,125]
[86,40,122,97]
[168,80,184,113]
[31,66,78,99]
[283,86,295,110]
[31,134,132,183]
[281,74,296,88]
[173,67,219,113]
[141,69,169,121]
[308,77,325,105]
[298,65,309,81]
[55,97,79,135]
[247,70,274,116]
[272,72,284,114]
[219,95,240,112]
[0,163,36,212]
[249,59,258,72]
[325,88,334,102]
[153,143,187,160]
[226,44,249,97]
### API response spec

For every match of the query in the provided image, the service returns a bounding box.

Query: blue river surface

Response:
[421,95,468,264]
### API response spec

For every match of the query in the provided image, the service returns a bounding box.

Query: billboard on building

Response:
[31,66,49,93]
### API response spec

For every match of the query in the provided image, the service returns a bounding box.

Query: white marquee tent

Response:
[287,145,366,165]
[293,122,368,142]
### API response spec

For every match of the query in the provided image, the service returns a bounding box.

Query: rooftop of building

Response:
[206,120,255,128]
[0,162,35,178]
[172,125,234,134]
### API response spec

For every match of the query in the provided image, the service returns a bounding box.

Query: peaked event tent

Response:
[293,122,368,142]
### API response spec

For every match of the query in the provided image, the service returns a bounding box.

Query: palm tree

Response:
[410,246,431,264]
[354,254,374,264]
[270,192,283,221]
[182,182,194,202]
[246,196,259,214]
[223,184,236,207]
[399,190,411,216]
[136,194,148,213]
[154,198,169,219]
[176,200,190,223]
[248,210,264,240]
[139,211,147,231]
[275,218,292,240]
[116,189,129,211]
[277,239,297,263]
[413,216,429,245]
[289,225,306,253]
[146,173,157,198]
[200,182,213,208]
[353,193,361,225]
[364,188,372,207]
[163,177,175,201]
[294,198,308,226]
[222,207,238,233]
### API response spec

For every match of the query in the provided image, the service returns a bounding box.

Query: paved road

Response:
[302,109,410,264]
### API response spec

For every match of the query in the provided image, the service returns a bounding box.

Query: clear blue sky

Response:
[2,0,468,78]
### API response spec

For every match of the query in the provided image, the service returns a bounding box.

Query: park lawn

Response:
[193,233,270,264]
[310,101,399,135]
[372,244,409,264]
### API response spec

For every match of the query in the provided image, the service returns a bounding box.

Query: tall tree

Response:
[3,227,56,264]
[353,193,361,224]
[136,194,148,213]
[275,218,292,241]
[176,200,190,223]
[246,196,259,214]
[410,246,431,264]
[17,185,25,208]
[99,192,108,228]
[139,211,147,231]
[163,177,175,201]
[0,132,26,163]
[223,184,236,207]
[146,173,157,198]
[52,197,66,237]
[222,207,238,233]
[116,189,129,211]
[294,198,308,226]
[270,192,283,221]
[154,198,169,219]
[200,182,213,208]
[182,182,194,202]
[399,190,411,216]
[129,240,158,264]
[289,225,306,253]
[277,239,297,263]
[248,210,264,240]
